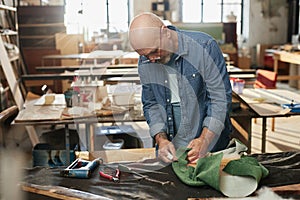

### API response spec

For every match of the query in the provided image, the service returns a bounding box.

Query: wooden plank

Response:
[15,105,65,123]
[272,183,300,193]
[24,79,54,87]
[35,64,137,72]
[277,75,300,81]
[274,51,300,65]
[230,119,249,143]
[0,4,16,11]
[21,183,111,200]
[0,37,24,110]
[1,37,40,147]
[22,68,139,81]
[76,148,156,163]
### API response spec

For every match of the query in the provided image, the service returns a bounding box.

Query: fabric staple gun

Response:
[60,158,101,178]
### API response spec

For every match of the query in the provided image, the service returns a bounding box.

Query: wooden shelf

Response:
[20,35,55,39]
[0,4,16,12]
[0,30,18,36]
[17,5,66,87]
[19,23,65,28]
[9,55,19,62]
[0,3,26,111]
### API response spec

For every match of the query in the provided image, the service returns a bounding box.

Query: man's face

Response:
[130,27,172,64]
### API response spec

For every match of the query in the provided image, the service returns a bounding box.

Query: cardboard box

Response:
[238,56,251,69]
[76,148,156,163]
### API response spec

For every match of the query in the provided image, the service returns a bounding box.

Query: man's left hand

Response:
[186,138,208,163]
[186,128,216,163]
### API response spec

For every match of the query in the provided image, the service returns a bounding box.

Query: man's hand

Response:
[155,132,177,163]
[187,128,216,163]
[187,138,209,163]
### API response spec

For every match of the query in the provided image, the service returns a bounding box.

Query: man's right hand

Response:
[155,132,177,163]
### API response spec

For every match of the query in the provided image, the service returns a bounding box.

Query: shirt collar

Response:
[166,25,188,60]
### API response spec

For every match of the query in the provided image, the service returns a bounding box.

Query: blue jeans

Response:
[172,102,181,136]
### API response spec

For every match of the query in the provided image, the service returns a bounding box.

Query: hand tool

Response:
[118,164,172,186]
[60,158,101,178]
[120,166,168,175]
[99,168,120,183]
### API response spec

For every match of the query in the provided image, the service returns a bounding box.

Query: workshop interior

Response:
[1,0,300,199]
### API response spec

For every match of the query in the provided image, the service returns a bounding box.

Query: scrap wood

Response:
[20,182,112,200]
[271,183,300,194]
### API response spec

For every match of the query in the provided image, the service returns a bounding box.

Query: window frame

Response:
[181,0,244,34]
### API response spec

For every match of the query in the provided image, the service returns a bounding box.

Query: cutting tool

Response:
[99,168,120,183]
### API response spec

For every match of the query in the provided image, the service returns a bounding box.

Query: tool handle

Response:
[99,171,112,180]
[115,169,120,178]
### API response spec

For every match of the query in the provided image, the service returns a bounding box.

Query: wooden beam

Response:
[21,183,109,200]
[277,75,300,81]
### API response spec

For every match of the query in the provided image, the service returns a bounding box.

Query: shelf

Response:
[22,47,59,50]
[9,55,19,62]
[0,4,16,12]
[18,5,66,82]
[0,30,18,36]
[20,35,55,39]
[0,55,20,63]
[19,23,65,28]
[0,3,26,111]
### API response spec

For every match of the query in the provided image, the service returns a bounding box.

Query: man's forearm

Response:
[197,127,216,150]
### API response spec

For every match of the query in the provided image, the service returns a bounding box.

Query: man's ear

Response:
[161,25,171,38]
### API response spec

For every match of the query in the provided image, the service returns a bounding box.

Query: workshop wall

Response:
[245,0,288,47]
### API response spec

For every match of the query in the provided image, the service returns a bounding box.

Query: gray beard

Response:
[157,53,172,64]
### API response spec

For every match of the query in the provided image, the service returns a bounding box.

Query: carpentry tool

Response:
[118,164,172,186]
[60,158,101,178]
[99,168,120,183]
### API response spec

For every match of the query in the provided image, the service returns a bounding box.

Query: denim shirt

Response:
[138,26,232,150]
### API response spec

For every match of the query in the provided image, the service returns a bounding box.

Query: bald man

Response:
[129,12,232,163]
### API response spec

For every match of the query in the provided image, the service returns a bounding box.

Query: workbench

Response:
[21,149,300,200]
[14,92,145,165]
[273,50,300,81]
[233,88,300,153]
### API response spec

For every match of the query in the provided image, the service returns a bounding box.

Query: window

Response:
[65,0,129,41]
[182,0,243,34]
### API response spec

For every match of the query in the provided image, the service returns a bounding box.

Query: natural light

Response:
[65,0,128,41]
[65,0,241,41]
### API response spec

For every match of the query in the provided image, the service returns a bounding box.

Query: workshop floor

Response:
[2,83,300,168]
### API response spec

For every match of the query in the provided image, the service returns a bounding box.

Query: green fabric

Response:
[172,147,223,190]
[223,156,269,182]
[172,142,269,192]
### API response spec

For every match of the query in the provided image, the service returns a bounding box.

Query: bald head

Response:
[129,12,164,53]
[130,12,164,29]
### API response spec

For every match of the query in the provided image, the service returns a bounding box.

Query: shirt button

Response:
[192,74,196,78]
[168,117,172,121]
[164,80,168,83]
[167,99,170,102]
